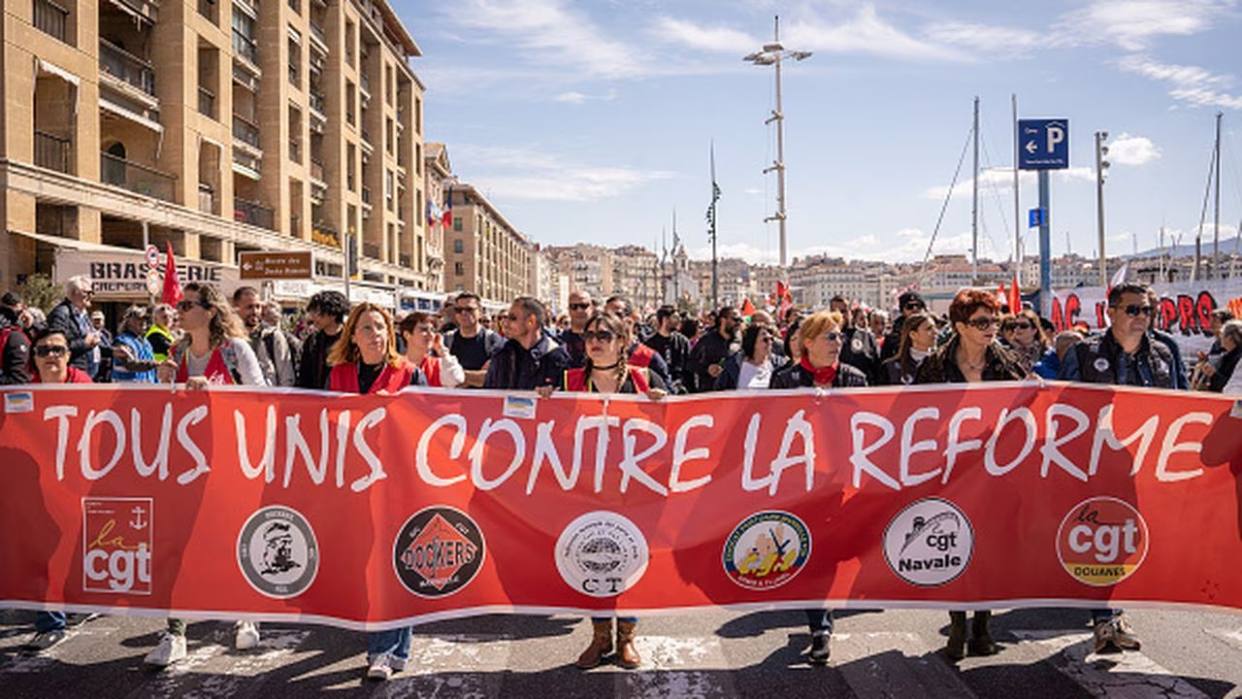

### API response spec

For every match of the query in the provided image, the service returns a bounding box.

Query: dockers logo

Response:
[393,506,485,598]
[883,498,974,587]
[1056,497,1149,587]
[82,497,153,595]
[722,511,811,591]
[237,505,319,599]
[555,511,649,598]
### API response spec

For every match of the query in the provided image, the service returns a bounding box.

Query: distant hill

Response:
[1128,235,1242,260]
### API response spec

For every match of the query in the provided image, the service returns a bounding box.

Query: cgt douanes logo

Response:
[1056,497,1149,587]
[82,497,153,595]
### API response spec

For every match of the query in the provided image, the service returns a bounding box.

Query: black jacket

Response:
[484,333,571,390]
[840,326,881,384]
[688,330,733,393]
[880,352,929,386]
[643,331,692,392]
[1209,347,1242,393]
[297,328,342,390]
[915,335,1026,384]
[0,307,31,385]
[769,361,869,389]
[1058,331,1176,389]
[47,298,93,373]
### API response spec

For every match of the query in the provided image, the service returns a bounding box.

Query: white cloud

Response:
[1057,0,1233,51]
[553,89,618,104]
[924,167,1095,200]
[649,17,759,53]
[453,144,674,202]
[1118,55,1242,110]
[441,0,645,79]
[923,21,1042,55]
[689,229,1002,265]
[1106,133,1161,165]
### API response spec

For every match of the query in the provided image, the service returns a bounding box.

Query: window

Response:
[454,239,463,254]
[454,262,464,276]
[287,37,300,87]
[453,216,462,232]
[346,144,356,191]
[345,20,355,67]
[415,143,422,175]
[346,81,355,126]
[385,170,394,210]
[414,96,422,135]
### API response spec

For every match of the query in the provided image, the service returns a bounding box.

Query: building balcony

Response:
[34,131,72,173]
[309,157,325,183]
[234,0,259,16]
[361,186,372,207]
[309,21,329,52]
[232,30,259,67]
[99,39,156,97]
[232,113,261,150]
[308,91,326,117]
[113,0,159,23]
[233,63,259,91]
[34,0,69,42]
[100,151,176,202]
[234,197,274,230]
[232,147,261,178]
[359,72,371,96]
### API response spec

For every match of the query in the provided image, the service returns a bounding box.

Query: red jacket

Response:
[328,361,416,395]
[563,366,650,393]
[32,366,94,384]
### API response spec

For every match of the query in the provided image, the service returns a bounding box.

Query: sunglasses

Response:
[583,330,616,343]
[821,331,843,343]
[965,317,998,330]
[904,303,924,310]
[34,345,68,358]
[506,313,521,322]
[1113,304,1153,317]
[569,303,592,311]
[1013,322,1033,330]
[455,306,479,314]
[176,299,208,311]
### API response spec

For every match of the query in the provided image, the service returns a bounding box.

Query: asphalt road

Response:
[2,606,1241,698]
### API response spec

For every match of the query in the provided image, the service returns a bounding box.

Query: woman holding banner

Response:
[915,288,1026,660]
[148,283,266,667]
[767,310,867,665]
[326,303,424,681]
[558,311,666,670]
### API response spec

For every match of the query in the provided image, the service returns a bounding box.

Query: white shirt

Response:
[438,353,466,388]
[737,358,774,389]
[184,337,267,386]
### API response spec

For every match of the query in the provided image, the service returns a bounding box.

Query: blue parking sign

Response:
[1018,119,1069,170]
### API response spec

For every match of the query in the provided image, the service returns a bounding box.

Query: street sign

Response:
[1028,208,1045,228]
[1018,119,1069,170]
[238,251,314,280]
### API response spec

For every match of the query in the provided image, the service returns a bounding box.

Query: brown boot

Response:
[576,620,613,669]
[615,620,641,669]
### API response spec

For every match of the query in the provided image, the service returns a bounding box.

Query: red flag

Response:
[161,241,183,306]
[740,298,756,318]
[997,282,1008,309]
[1009,272,1021,314]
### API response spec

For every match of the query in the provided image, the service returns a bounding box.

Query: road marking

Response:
[1204,628,1242,652]
[616,636,736,698]
[831,631,979,699]
[1011,630,1209,698]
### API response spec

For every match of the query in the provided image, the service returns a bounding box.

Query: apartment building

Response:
[544,243,613,302]
[443,182,532,307]
[610,244,660,312]
[421,140,451,292]
[1,0,430,310]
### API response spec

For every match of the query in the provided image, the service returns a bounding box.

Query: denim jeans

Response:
[1091,608,1121,625]
[368,628,412,664]
[35,611,66,633]
[806,609,834,635]
[591,616,638,624]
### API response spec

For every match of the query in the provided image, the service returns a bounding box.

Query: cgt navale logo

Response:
[82,497,153,595]
[1056,496,1149,587]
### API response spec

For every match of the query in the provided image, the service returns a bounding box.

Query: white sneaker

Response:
[366,655,394,681]
[144,632,187,667]
[24,629,68,653]
[234,621,260,650]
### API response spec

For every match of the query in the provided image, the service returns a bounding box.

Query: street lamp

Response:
[744,16,811,272]
[1094,130,1110,287]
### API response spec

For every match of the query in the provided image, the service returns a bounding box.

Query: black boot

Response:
[946,612,967,661]
[968,611,999,656]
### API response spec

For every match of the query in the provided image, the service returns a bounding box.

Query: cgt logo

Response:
[1056,497,1149,587]
[82,497,153,595]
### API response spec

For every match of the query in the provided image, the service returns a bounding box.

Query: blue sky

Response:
[398,0,1242,264]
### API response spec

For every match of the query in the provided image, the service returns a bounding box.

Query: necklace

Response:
[592,361,621,371]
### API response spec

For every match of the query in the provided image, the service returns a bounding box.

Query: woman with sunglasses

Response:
[1006,308,1049,373]
[562,312,665,670]
[325,303,423,681]
[715,323,786,390]
[765,310,866,664]
[915,288,1026,660]
[398,311,464,388]
[148,283,265,667]
[880,310,937,385]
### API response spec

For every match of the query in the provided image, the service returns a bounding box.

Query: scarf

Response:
[799,355,837,386]
[909,347,931,363]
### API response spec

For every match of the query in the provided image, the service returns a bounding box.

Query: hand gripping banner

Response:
[1,383,1241,631]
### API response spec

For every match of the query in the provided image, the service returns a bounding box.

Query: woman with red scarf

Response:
[559,312,665,670]
[398,311,464,387]
[326,304,423,681]
[768,309,868,665]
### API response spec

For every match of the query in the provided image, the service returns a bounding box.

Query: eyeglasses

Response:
[84,290,95,298]
[1112,304,1153,317]
[583,330,615,343]
[176,299,207,311]
[904,303,924,311]
[822,331,843,343]
[506,313,520,322]
[455,306,479,314]
[569,303,592,311]
[1013,322,1033,330]
[34,345,68,358]
[965,317,998,330]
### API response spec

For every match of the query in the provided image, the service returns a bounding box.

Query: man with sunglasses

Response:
[1059,281,1173,653]
[484,297,569,390]
[688,306,740,392]
[643,305,692,394]
[445,291,504,388]
[560,289,595,368]
[47,275,102,380]
[880,290,927,363]
[0,291,31,385]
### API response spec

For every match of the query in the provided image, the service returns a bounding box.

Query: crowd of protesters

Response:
[4,273,1240,678]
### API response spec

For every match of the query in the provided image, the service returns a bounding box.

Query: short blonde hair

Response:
[800,310,844,346]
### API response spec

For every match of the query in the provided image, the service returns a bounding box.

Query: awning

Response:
[100,98,163,133]
[10,228,126,254]
[36,58,80,86]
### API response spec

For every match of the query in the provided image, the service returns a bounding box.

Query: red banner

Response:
[1,383,1241,630]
